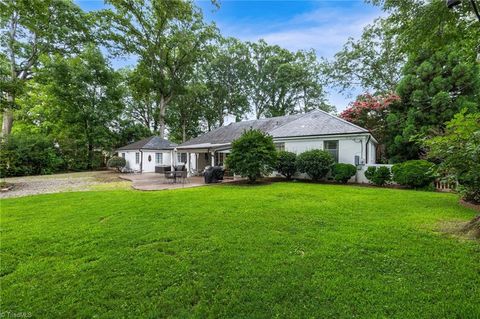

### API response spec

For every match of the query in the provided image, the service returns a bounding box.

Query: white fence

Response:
[434,180,458,192]
[356,164,394,184]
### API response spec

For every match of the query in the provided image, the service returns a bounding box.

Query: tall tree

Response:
[322,18,404,94]
[166,82,205,143]
[325,0,479,95]
[98,0,217,138]
[201,38,251,127]
[44,46,124,168]
[122,66,159,132]
[386,45,480,161]
[0,0,89,136]
[247,40,332,119]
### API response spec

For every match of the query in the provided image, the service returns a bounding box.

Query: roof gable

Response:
[117,136,177,151]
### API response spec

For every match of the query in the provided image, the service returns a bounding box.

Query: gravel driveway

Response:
[0,171,130,199]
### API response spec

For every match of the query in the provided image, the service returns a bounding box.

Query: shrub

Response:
[364,166,377,182]
[392,160,436,188]
[296,149,334,181]
[225,129,277,183]
[0,133,64,178]
[425,110,480,203]
[107,156,126,172]
[364,166,392,186]
[332,163,356,183]
[275,151,297,180]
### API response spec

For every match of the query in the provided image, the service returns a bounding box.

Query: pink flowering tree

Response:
[340,93,400,162]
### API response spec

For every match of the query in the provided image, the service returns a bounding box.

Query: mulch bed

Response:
[228,177,410,189]
[460,199,480,212]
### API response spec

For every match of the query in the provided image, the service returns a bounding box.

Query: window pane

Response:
[155,153,162,164]
[177,153,187,163]
[275,143,285,152]
[135,153,140,164]
[324,140,339,162]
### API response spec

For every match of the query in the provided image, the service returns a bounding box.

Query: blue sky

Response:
[76,0,383,111]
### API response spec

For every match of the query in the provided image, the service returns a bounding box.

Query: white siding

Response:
[274,134,378,183]
[119,149,173,172]
[122,151,141,171]
[357,164,394,184]
[281,135,369,166]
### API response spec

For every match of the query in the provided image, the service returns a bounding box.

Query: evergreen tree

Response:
[386,46,480,161]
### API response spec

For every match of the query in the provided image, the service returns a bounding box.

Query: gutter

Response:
[273,132,370,141]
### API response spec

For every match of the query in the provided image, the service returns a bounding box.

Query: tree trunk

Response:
[218,106,224,127]
[158,95,167,138]
[182,122,186,143]
[1,92,15,136]
[2,108,13,137]
[87,141,94,170]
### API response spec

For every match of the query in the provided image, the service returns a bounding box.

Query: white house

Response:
[176,110,378,181]
[116,136,177,173]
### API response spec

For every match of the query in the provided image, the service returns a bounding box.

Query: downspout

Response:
[140,149,143,173]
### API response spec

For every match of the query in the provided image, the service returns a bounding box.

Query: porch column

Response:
[171,149,175,170]
[211,151,215,166]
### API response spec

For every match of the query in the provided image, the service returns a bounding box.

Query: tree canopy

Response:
[1,0,479,188]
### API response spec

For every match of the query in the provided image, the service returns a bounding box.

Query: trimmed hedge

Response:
[296,149,334,181]
[332,163,357,183]
[392,160,436,188]
[365,166,392,186]
[275,151,297,180]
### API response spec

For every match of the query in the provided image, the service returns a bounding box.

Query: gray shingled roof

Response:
[117,136,177,151]
[179,113,304,146]
[270,110,368,138]
[178,110,368,147]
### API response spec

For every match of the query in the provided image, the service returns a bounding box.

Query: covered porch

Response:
[175,143,231,176]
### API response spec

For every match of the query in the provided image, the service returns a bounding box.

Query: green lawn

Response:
[1,183,479,318]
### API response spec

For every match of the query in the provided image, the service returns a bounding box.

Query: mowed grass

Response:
[1,183,479,318]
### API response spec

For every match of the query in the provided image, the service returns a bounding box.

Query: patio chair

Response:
[174,170,188,185]
[163,166,176,184]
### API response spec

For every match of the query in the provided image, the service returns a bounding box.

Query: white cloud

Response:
[219,5,382,59]
[217,5,382,110]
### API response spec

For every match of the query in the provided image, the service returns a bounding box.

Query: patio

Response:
[119,173,232,191]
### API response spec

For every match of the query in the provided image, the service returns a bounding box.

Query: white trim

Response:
[274,133,377,144]
[117,148,174,152]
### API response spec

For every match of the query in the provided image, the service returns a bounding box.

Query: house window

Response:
[148,155,152,162]
[155,153,163,164]
[324,140,339,162]
[177,153,187,163]
[275,142,285,152]
[135,152,140,164]
[121,153,125,159]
